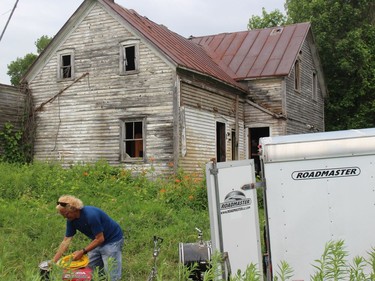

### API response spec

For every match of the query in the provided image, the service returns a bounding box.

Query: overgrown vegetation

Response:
[0,160,209,280]
[1,161,375,280]
[0,122,27,164]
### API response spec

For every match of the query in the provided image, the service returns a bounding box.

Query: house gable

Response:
[26,2,178,169]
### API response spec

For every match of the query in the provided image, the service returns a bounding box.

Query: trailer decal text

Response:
[292,167,361,180]
[220,190,252,214]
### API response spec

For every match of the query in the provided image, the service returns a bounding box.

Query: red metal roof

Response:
[103,0,310,87]
[191,23,311,80]
[103,0,246,91]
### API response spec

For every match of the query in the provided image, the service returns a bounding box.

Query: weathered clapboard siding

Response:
[285,38,325,134]
[179,106,246,172]
[244,105,286,136]
[179,106,216,172]
[180,80,244,121]
[30,4,176,174]
[244,78,287,136]
[247,78,284,115]
[0,84,24,130]
[0,84,25,154]
[179,80,246,171]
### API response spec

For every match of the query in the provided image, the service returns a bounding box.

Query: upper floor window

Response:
[119,40,139,75]
[312,71,318,101]
[57,50,74,80]
[120,118,145,161]
[294,59,301,92]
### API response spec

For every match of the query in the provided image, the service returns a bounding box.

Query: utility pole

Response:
[0,0,20,43]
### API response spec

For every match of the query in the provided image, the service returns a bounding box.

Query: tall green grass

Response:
[0,161,209,280]
[1,161,375,280]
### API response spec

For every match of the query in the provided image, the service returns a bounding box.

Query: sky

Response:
[0,0,285,85]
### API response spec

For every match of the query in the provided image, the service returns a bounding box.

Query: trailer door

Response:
[206,159,263,277]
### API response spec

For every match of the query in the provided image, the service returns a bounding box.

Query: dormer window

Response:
[119,40,139,75]
[57,50,74,80]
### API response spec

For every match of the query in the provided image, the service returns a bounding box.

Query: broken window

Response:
[57,50,74,80]
[120,119,145,161]
[61,55,71,78]
[124,46,136,71]
[120,40,139,74]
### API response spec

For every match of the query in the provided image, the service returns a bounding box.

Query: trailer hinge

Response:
[210,167,218,176]
[241,181,264,190]
[209,158,219,176]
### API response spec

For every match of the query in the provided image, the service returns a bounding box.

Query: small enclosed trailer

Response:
[206,128,375,280]
[260,128,375,279]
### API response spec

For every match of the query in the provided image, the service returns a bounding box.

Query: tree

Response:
[248,8,289,30]
[285,0,375,130]
[7,35,52,86]
[35,35,52,54]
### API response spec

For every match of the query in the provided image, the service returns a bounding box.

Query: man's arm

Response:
[72,232,105,260]
[53,236,73,263]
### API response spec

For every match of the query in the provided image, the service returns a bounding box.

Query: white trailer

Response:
[260,128,375,279]
[206,128,375,280]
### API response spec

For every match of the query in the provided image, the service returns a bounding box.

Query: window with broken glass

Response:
[120,118,145,161]
[119,40,139,75]
[57,50,74,80]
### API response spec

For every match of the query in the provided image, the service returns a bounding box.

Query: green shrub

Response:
[0,122,27,164]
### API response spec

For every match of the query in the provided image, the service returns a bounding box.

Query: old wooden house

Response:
[22,0,326,175]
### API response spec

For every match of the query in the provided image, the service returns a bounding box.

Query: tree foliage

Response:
[7,35,52,86]
[285,0,375,130]
[7,53,37,86]
[248,8,289,30]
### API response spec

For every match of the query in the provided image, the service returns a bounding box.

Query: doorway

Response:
[249,127,269,174]
[216,122,226,162]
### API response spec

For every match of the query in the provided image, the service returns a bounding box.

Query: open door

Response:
[206,159,263,279]
[216,122,226,162]
[249,127,269,174]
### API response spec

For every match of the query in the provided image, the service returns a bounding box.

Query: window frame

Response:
[120,117,146,162]
[57,49,75,80]
[312,71,318,101]
[119,39,140,75]
[294,58,301,92]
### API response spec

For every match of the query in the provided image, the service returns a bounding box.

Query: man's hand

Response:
[53,236,73,263]
[72,249,85,261]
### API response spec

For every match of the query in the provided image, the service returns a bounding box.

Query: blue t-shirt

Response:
[66,206,123,244]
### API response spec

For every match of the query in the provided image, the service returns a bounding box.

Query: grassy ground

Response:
[2,161,375,281]
[0,160,210,280]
